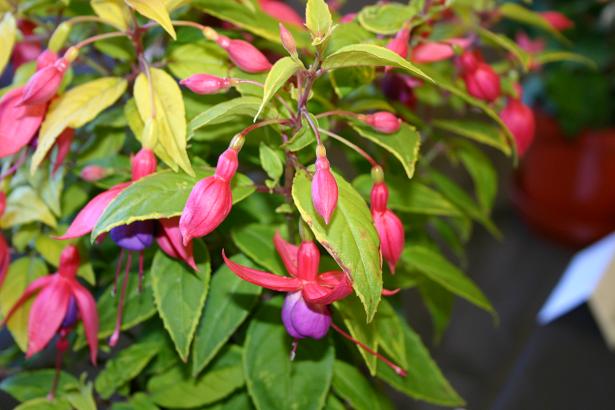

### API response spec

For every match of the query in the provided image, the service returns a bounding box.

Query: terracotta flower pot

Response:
[513,112,615,247]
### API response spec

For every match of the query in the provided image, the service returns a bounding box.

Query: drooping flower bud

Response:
[360,112,402,134]
[411,37,471,63]
[371,181,405,273]
[0,87,47,158]
[279,23,297,57]
[180,74,231,95]
[259,0,303,25]
[59,245,80,278]
[21,57,69,105]
[311,145,338,225]
[131,148,157,181]
[540,11,573,31]
[281,291,331,339]
[459,51,501,102]
[110,221,155,252]
[52,128,74,175]
[500,98,535,156]
[80,165,108,182]
[36,49,59,70]
[386,26,410,60]
[180,146,240,245]
[216,35,272,73]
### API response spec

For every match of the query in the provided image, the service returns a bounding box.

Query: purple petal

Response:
[110,221,155,251]
[281,292,331,340]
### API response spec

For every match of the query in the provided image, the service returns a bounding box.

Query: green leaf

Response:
[292,170,382,321]
[377,302,464,407]
[358,3,416,35]
[244,297,335,410]
[535,51,597,68]
[323,44,432,82]
[91,0,131,30]
[330,66,374,99]
[457,142,497,213]
[477,27,530,71]
[95,338,163,399]
[15,398,71,410]
[0,370,79,402]
[349,122,420,179]
[194,0,309,47]
[0,258,47,351]
[0,186,57,228]
[110,393,159,410]
[419,280,454,343]
[332,361,387,410]
[147,346,245,408]
[374,299,407,369]
[259,143,284,182]
[335,295,378,375]
[168,42,228,79]
[433,118,510,155]
[92,167,255,238]
[126,0,176,39]
[0,13,16,76]
[134,68,192,175]
[231,224,286,276]
[402,245,494,315]
[191,255,262,376]
[31,77,127,174]
[65,381,97,410]
[499,3,568,43]
[151,243,211,361]
[256,57,302,119]
[353,174,461,216]
[306,0,333,44]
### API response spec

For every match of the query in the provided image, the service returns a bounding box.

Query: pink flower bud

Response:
[179,149,238,245]
[458,50,482,73]
[52,128,74,175]
[21,57,68,105]
[411,37,471,63]
[131,148,157,181]
[462,63,501,102]
[259,0,303,26]
[180,74,231,95]
[516,32,545,55]
[80,165,108,182]
[311,146,338,225]
[387,27,410,60]
[500,99,535,156]
[216,35,272,73]
[0,87,46,158]
[371,183,404,273]
[361,112,401,134]
[279,23,297,56]
[340,13,357,23]
[59,245,80,278]
[36,49,59,70]
[540,11,573,31]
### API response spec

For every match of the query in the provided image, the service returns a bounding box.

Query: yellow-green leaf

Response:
[535,51,597,68]
[91,0,131,30]
[256,56,302,120]
[0,186,57,228]
[165,0,189,11]
[126,0,176,39]
[0,13,16,76]
[31,77,128,174]
[134,69,193,176]
[48,22,72,53]
[0,257,48,351]
[306,0,333,44]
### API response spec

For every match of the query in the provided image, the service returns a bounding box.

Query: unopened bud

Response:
[279,23,297,56]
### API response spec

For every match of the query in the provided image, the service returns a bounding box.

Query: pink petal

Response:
[52,128,74,176]
[0,87,47,158]
[71,281,99,364]
[222,250,301,292]
[1,275,54,326]
[156,217,198,271]
[273,231,299,277]
[259,0,303,26]
[26,277,71,358]
[57,182,131,240]
[303,271,353,304]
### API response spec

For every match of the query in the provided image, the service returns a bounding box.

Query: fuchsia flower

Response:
[501,98,536,156]
[311,145,338,224]
[20,56,69,106]
[0,87,47,158]
[540,11,574,31]
[180,74,232,95]
[259,0,303,26]
[340,13,358,23]
[11,20,42,69]
[411,37,471,63]
[216,35,272,73]
[223,232,406,375]
[360,112,402,134]
[223,232,352,339]
[381,73,418,109]
[279,23,297,56]
[52,128,74,175]
[0,192,9,287]
[386,26,410,60]
[370,177,405,273]
[458,50,501,102]
[1,246,98,365]
[80,165,108,182]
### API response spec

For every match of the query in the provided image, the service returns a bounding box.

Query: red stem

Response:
[110,252,132,347]
[331,322,408,377]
